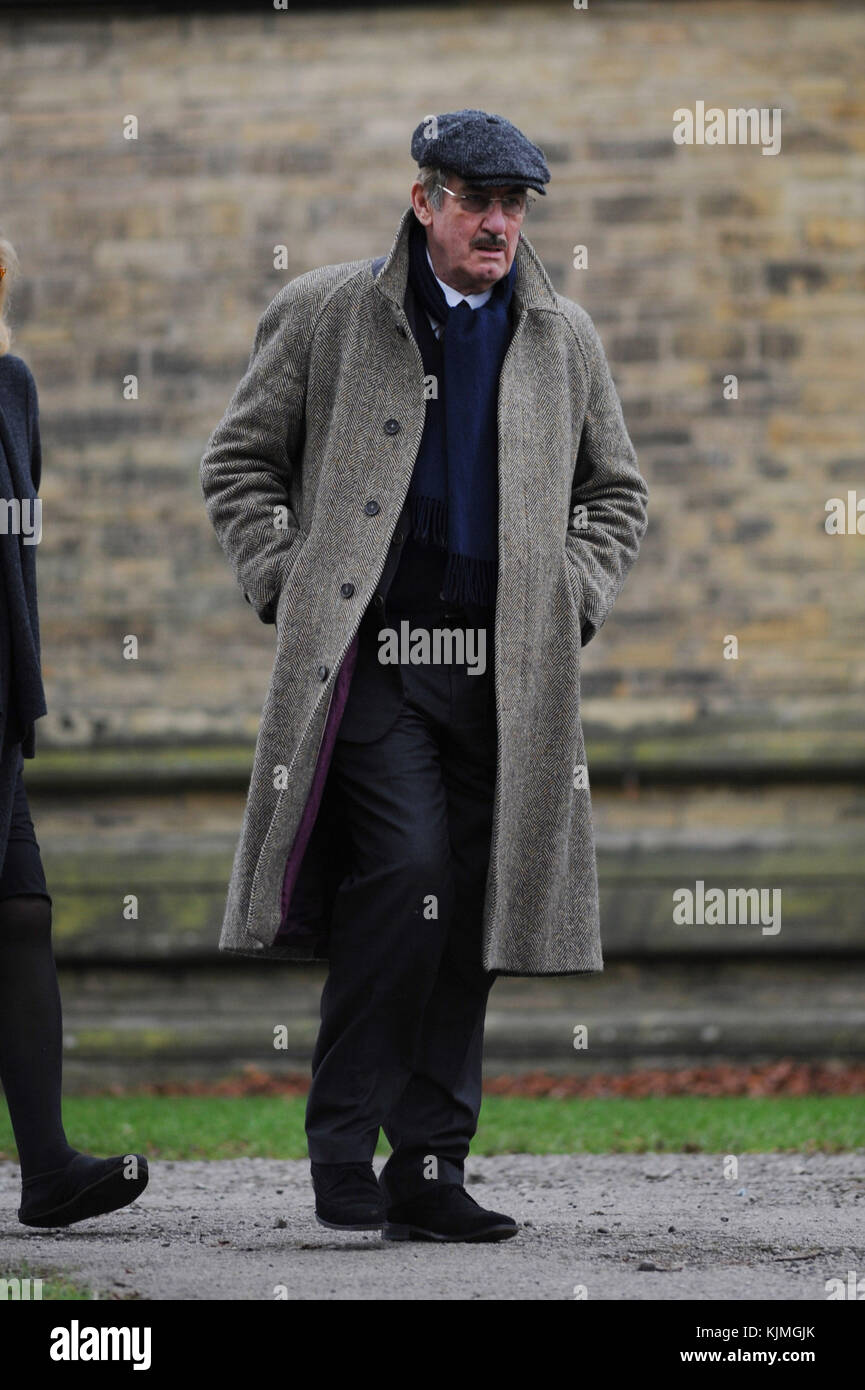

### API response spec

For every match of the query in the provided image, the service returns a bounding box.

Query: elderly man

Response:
[200,109,648,1243]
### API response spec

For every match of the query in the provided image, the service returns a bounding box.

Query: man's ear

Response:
[410,181,433,226]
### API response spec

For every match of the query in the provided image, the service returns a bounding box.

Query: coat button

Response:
[374,594,385,609]
[317,664,329,681]
[391,529,405,547]
[384,419,400,435]
[340,582,355,598]
[364,499,380,515]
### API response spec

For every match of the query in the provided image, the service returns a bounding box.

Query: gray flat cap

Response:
[411,108,550,195]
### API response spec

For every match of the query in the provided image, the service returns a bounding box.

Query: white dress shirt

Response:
[425,247,493,337]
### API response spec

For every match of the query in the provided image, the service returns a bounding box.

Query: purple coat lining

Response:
[278,632,359,932]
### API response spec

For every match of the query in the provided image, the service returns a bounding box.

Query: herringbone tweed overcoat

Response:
[200,206,648,974]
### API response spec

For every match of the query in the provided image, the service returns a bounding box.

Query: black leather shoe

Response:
[311,1161,385,1231]
[18,1153,149,1228]
[382,1183,518,1242]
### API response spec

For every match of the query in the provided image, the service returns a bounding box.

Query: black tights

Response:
[0,893,76,1178]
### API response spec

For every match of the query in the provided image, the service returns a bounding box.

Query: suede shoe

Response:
[382,1183,518,1242]
[311,1161,385,1231]
[18,1152,149,1228]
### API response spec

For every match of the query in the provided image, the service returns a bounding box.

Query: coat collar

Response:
[373,206,559,317]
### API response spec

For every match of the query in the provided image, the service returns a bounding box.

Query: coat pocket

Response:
[563,550,583,637]
[274,532,310,633]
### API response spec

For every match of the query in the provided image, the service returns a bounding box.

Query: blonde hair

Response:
[0,233,20,357]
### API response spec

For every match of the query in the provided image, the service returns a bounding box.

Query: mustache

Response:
[471,237,507,250]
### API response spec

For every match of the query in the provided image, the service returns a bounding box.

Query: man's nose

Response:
[481,202,508,236]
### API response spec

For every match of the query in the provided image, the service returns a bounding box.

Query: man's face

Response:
[410,172,527,295]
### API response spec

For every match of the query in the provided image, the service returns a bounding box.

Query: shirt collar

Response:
[426,246,493,311]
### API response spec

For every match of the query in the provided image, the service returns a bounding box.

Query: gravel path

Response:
[2,1154,863,1301]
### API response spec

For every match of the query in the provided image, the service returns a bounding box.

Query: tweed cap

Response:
[410,108,550,195]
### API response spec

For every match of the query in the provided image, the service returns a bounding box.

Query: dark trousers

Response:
[305,600,498,1204]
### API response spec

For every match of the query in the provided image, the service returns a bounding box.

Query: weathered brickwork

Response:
[1,2,862,747]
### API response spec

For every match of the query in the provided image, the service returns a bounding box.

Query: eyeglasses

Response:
[437,185,534,219]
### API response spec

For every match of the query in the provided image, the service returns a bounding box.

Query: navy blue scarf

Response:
[406,216,516,606]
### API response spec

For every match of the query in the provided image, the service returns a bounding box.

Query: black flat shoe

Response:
[311,1161,385,1231]
[382,1183,518,1243]
[18,1152,149,1228]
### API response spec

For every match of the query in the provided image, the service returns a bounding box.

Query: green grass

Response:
[0,1260,104,1301]
[0,1095,862,1161]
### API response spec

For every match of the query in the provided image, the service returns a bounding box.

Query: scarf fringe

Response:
[443,550,498,606]
[409,492,497,603]
[409,492,449,548]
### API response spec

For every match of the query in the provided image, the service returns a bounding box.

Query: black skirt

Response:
[0,742,51,904]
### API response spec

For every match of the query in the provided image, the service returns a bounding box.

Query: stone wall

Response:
[1,1,862,749]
